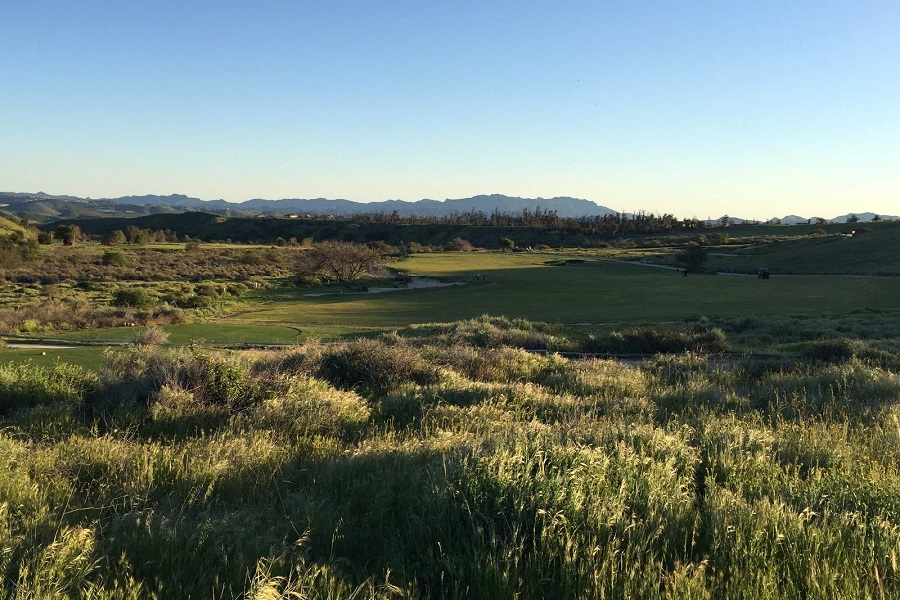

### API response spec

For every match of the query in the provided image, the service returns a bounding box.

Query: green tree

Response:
[676,242,708,273]
[126,225,150,245]
[499,237,515,252]
[102,230,127,246]
[54,224,81,246]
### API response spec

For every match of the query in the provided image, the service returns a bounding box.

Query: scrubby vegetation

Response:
[0,244,283,334]
[2,333,900,598]
[1,218,899,597]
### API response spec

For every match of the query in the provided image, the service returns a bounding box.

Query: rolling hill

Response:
[707,221,900,275]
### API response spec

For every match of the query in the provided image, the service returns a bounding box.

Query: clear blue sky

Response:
[2,1,898,219]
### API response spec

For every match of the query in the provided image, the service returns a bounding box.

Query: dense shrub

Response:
[582,327,730,354]
[314,339,440,393]
[101,250,129,267]
[133,326,170,346]
[111,287,155,308]
[427,315,572,351]
[800,338,868,363]
[0,362,95,412]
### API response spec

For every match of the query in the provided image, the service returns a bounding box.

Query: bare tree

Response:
[296,241,385,283]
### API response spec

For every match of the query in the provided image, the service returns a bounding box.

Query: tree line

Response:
[344,207,708,236]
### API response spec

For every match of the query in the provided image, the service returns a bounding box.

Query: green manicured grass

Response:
[0,346,109,369]
[229,253,900,336]
[59,323,303,344]
[708,225,900,275]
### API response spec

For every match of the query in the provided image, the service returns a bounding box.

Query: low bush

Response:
[800,338,866,363]
[0,361,96,412]
[133,326,170,346]
[111,287,155,308]
[582,326,730,354]
[431,315,572,351]
[101,251,129,267]
[314,339,441,393]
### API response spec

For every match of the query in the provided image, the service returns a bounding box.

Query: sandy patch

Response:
[6,343,80,349]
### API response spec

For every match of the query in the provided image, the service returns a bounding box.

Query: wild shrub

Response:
[377,387,428,427]
[247,377,371,440]
[434,315,572,350]
[97,347,267,411]
[800,338,870,364]
[111,287,155,308]
[194,282,222,297]
[175,294,214,309]
[583,326,730,354]
[750,359,900,419]
[0,361,96,413]
[240,249,267,265]
[101,250,129,267]
[166,351,266,409]
[133,326,170,346]
[800,338,858,362]
[436,345,568,383]
[538,358,649,403]
[314,339,440,393]
[146,384,231,438]
[18,318,43,333]
[723,315,773,334]
[448,237,476,251]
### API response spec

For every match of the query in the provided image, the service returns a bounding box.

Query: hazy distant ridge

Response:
[0,191,896,223]
[240,193,618,218]
[0,192,617,219]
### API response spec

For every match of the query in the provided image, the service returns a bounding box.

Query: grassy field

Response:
[2,230,900,597]
[630,222,900,275]
[706,225,900,275]
[1,336,900,598]
[57,323,303,344]
[0,346,109,369]
[4,246,899,360]
[21,249,894,350]
[223,253,900,337]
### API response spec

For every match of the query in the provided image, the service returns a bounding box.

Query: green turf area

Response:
[0,346,109,369]
[59,323,303,344]
[224,253,900,337]
[706,224,900,275]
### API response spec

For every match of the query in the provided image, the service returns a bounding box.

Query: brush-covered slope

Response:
[709,221,900,275]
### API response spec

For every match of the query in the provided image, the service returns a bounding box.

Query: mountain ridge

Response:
[1,191,896,223]
[0,192,617,221]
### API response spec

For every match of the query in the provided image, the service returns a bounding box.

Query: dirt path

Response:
[599,258,681,271]
[6,343,80,349]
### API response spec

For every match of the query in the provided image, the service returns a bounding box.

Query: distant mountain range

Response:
[0,192,616,222]
[0,191,896,224]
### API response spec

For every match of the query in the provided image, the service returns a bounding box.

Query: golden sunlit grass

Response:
[2,329,900,598]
